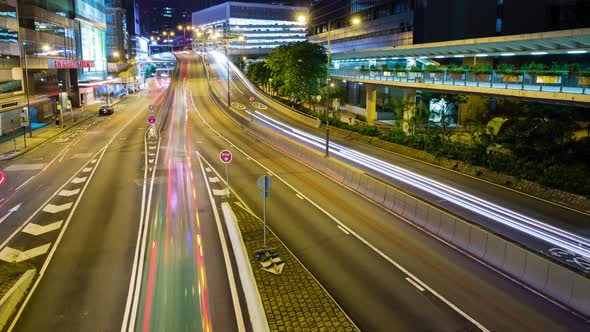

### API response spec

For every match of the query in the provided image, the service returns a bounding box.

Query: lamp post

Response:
[177,24,192,49]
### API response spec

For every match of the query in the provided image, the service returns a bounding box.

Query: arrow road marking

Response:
[43,203,73,214]
[0,203,22,225]
[22,221,64,236]
[71,177,87,184]
[0,243,51,263]
[58,189,81,197]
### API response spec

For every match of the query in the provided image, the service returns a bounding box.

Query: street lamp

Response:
[324,16,361,157]
[178,24,192,49]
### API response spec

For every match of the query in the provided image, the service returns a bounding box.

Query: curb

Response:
[221,202,270,332]
[0,269,35,330]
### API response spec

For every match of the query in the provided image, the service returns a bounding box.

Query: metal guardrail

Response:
[331,69,590,95]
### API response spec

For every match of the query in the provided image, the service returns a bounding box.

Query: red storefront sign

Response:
[48,59,95,69]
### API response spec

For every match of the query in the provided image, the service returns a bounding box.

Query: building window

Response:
[496,18,502,33]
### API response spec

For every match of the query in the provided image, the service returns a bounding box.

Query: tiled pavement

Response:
[229,201,358,332]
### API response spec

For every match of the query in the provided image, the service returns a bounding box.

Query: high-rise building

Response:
[75,0,107,82]
[105,0,127,63]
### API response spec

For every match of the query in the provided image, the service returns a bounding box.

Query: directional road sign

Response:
[147,115,157,125]
[220,150,232,163]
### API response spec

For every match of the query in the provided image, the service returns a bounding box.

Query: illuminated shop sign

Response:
[48,59,95,69]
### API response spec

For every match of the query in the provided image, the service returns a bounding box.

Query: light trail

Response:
[248,110,590,260]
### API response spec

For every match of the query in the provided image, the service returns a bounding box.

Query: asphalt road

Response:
[3,89,164,332]
[192,53,589,331]
[206,52,590,273]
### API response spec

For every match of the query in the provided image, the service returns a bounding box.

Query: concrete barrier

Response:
[544,263,574,303]
[358,175,370,197]
[0,269,36,330]
[522,252,550,292]
[383,188,396,210]
[483,234,507,268]
[570,274,590,315]
[438,214,456,241]
[468,226,488,258]
[453,220,471,249]
[414,204,429,228]
[425,209,441,233]
[503,243,527,279]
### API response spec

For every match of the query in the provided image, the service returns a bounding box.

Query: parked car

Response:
[99,105,114,115]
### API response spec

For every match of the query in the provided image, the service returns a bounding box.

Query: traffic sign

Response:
[257,175,272,191]
[147,115,156,125]
[220,150,232,163]
[20,108,29,127]
[149,104,154,110]
[249,96,255,102]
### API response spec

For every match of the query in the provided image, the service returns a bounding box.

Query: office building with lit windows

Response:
[192,1,308,56]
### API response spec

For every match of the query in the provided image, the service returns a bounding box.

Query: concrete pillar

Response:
[366,84,377,125]
[402,88,416,134]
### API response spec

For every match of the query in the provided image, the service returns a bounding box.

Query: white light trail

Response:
[249,110,590,259]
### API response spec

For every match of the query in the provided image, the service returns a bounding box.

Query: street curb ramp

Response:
[0,269,35,330]
[206,63,590,319]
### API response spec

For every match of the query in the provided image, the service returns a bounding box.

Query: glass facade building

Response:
[75,0,106,81]
[192,2,308,56]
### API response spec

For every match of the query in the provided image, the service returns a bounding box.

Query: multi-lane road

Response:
[0,53,588,331]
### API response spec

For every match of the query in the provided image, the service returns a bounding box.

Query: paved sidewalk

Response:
[0,101,120,161]
[228,201,358,332]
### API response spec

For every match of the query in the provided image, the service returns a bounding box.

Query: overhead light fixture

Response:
[391,57,399,60]
[500,53,515,56]
[531,51,547,55]
[435,55,444,58]
[567,50,587,54]
[419,56,427,59]
[476,54,488,57]
[454,54,464,58]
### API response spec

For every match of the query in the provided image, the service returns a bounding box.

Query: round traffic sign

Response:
[220,150,232,163]
[149,104,154,110]
[147,115,157,125]
[249,96,255,102]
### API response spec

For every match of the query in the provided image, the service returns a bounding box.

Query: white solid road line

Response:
[189,83,489,331]
[337,225,350,235]
[405,277,426,292]
[6,102,145,332]
[197,152,246,332]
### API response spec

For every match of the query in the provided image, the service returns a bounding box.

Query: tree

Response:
[419,92,468,139]
[246,61,272,92]
[265,41,327,108]
[144,63,157,79]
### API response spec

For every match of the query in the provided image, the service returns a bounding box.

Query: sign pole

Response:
[225,162,230,198]
[264,176,268,247]
[22,126,26,148]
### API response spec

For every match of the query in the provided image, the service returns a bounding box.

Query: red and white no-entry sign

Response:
[220,150,232,163]
[147,115,156,125]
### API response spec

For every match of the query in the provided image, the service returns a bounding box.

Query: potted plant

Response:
[446,64,466,80]
[471,63,492,81]
[360,64,369,75]
[369,64,379,74]
[496,63,521,82]
[409,65,424,81]
[380,63,392,77]
[394,64,406,77]
[425,64,443,79]
[580,70,590,85]
[531,62,564,84]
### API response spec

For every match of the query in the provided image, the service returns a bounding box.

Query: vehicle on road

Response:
[99,105,114,115]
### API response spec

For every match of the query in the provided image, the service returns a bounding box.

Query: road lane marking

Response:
[22,221,64,236]
[405,277,425,292]
[205,167,211,172]
[58,189,80,197]
[197,152,246,332]
[43,203,73,214]
[148,159,154,163]
[3,164,47,171]
[0,204,22,225]
[82,167,93,173]
[337,225,350,235]
[9,98,147,332]
[71,177,87,184]
[208,177,219,183]
[72,153,94,159]
[295,194,304,200]
[213,188,228,196]
[0,243,51,263]
[189,87,489,332]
